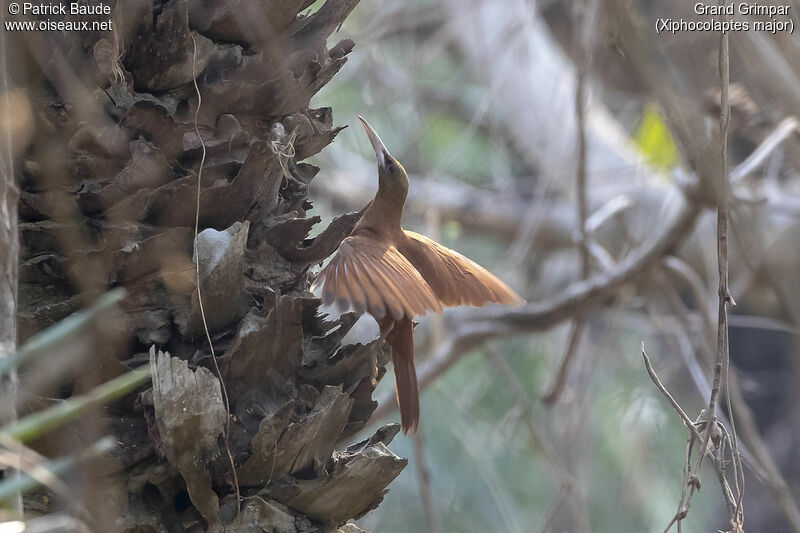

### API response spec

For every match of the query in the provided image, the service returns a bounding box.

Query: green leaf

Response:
[633,106,680,170]
[0,288,127,377]
[2,369,150,443]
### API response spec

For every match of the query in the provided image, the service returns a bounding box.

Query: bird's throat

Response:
[357,178,407,235]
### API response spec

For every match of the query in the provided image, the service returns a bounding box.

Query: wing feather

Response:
[374,252,427,319]
[341,256,367,314]
[389,252,441,315]
[350,255,382,315]
[358,253,404,320]
[314,235,441,319]
[399,230,524,308]
[321,259,337,306]
[331,260,348,308]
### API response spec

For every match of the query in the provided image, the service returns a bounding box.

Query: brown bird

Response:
[313,117,524,433]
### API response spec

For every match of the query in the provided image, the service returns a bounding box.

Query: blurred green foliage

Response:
[0,290,149,511]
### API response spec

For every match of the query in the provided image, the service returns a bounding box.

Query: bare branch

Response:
[412,429,441,533]
[540,319,584,405]
[731,117,800,183]
[463,199,700,333]
[693,15,736,500]
[540,0,596,405]
[641,345,700,441]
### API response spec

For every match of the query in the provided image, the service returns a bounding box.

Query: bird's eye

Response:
[387,161,396,173]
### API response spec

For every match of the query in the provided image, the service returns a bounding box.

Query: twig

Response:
[643,343,737,530]
[573,2,593,282]
[541,1,594,404]
[190,31,241,516]
[716,423,739,517]
[412,429,441,533]
[641,345,700,441]
[730,117,799,183]
[683,305,800,531]
[692,24,743,528]
[667,239,800,525]
[541,319,584,404]
[695,17,731,476]
[661,256,714,346]
[463,199,700,331]
[649,22,744,532]
[655,287,800,531]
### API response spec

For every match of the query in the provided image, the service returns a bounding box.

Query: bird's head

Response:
[358,116,409,198]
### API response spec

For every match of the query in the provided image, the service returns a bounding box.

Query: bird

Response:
[313,116,524,434]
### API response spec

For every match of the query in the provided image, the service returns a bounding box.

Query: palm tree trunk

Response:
[14,0,405,530]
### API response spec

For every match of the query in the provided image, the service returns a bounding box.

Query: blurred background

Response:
[306,0,800,531]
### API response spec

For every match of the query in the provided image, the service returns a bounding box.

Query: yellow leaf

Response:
[633,106,680,170]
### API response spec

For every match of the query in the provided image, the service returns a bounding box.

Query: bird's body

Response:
[314,117,523,433]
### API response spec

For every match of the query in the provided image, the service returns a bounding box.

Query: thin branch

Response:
[641,345,700,442]
[574,1,592,281]
[541,319,584,404]
[730,116,799,183]
[656,287,800,532]
[670,244,800,526]
[541,0,594,405]
[642,343,737,529]
[463,199,700,332]
[412,429,441,533]
[661,256,714,341]
[652,23,743,533]
[693,25,739,522]
[695,20,730,473]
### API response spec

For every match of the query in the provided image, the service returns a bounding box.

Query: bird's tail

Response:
[385,316,419,434]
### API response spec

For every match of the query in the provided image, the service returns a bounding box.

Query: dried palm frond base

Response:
[14,0,407,530]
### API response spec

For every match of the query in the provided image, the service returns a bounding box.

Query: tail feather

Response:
[385,316,419,434]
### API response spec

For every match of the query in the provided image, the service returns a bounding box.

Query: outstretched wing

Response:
[399,230,524,308]
[312,234,443,320]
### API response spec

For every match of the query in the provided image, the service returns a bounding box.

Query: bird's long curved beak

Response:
[358,115,389,169]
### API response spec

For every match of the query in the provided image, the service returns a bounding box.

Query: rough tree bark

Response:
[13,0,405,530]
